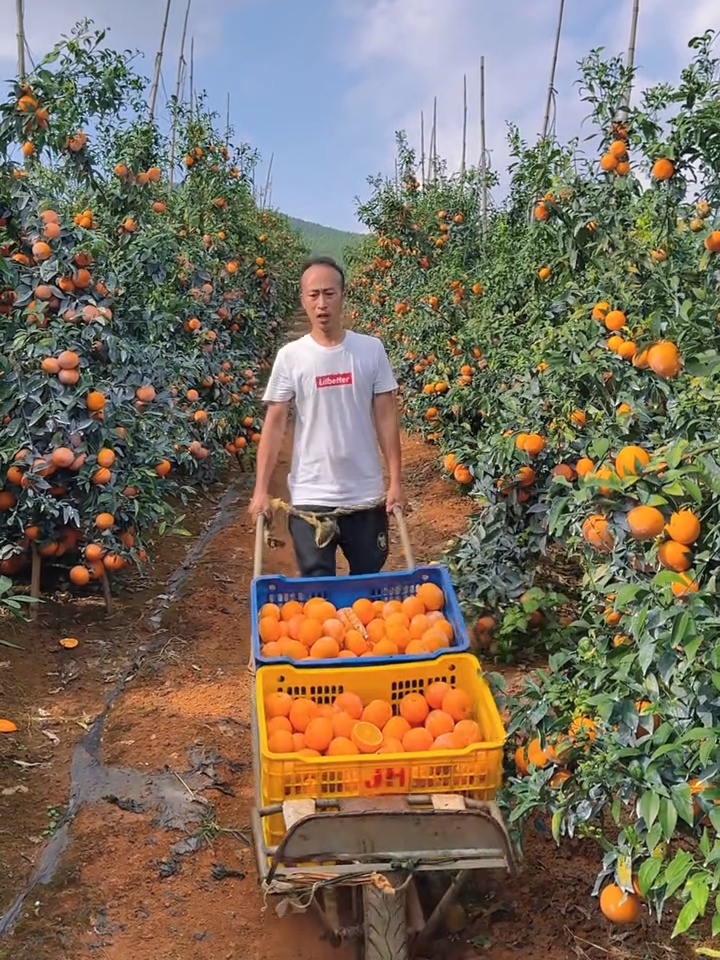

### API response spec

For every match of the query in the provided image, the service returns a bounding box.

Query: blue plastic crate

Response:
[251,565,470,669]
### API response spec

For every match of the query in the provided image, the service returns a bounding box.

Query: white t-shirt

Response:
[262,331,398,506]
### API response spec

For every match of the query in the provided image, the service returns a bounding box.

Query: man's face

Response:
[301,264,344,332]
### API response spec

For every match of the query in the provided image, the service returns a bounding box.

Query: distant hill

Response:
[286,216,366,266]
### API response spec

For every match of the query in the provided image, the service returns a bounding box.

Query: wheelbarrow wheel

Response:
[362,875,408,960]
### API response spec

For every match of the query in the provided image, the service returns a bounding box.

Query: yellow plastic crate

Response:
[256,654,506,825]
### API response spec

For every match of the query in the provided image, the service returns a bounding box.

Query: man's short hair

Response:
[300,256,345,291]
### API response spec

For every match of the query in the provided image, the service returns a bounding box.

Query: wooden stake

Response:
[29,544,41,620]
[542,0,565,139]
[100,569,114,616]
[149,0,172,119]
[461,73,467,182]
[432,95,438,181]
[15,0,26,80]
[624,0,641,111]
[420,110,426,185]
[480,56,488,238]
[169,0,192,186]
[189,37,195,114]
[263,153,274,208]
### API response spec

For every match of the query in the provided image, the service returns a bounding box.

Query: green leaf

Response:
[671,782,695,827]
[660,797,678,840]
[664,850,694,897]
[551,809,563,843]
[637,857,661,895]
[690,878,710,915]
[640,790,661,830]
[672,900,699,938]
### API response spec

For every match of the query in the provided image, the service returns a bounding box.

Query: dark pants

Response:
[288,504,389,578]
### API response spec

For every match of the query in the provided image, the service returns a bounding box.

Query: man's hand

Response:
[248,491,271,522]
[385,482,402,514]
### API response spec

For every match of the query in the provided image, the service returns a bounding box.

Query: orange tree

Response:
[0,23,306,593]
[346,31,720,938]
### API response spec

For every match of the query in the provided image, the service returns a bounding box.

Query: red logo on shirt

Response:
[316,372,353,388]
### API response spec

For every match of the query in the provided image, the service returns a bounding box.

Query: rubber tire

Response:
[362,877,408,960]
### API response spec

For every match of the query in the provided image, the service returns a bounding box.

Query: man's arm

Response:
[253,401,289,497]
[248,349,293,519]
[373,390,402,507]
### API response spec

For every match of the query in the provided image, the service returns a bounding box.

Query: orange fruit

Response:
[431,732,464,750]
[383,715,411,741]
[310,636,340,659]
[401,595,425,619]
[305,597,336,622]
[292,733,306,751]
[284,640,309,660]
[362,699,393,729]
[385,611,410,631]
[305,717,335,753]
[351,721,383,754]
[281,600,304,621]
[366,619,387,644]
[298,617,323,646]
[377,738,405,754]
[297,748,321,758]
[409,614,431,639]
[258,617,281,644]
[385,624,411,651]
[599,884,641,924]
[327,736,358,756]
[265,692,293,719]
[425,681,451,710]
[383,600,403,618]
[373,638,399,657]
[262,641,283,658]
[454,719,480,745]
[267,716,292,736]
[421,628,448,651]
[267,730,295,753]
[402,727,434,752]
[351,597,375,624]
[332,712,357,738]
[334,692,364,719]
[286,614,307,639]
[416,582,445,611]
[432,618,453,642]
[399,693,430,725]
[338,650,358,658]
[442,688,473,721]
[344,630,369,655]
[322,618,345,641]
[289,698,319,732]
[425,709,454,739]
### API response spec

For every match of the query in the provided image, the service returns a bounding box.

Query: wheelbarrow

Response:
[247,509,516,958]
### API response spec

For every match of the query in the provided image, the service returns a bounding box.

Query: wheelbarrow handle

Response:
[254,514,266,579]
[393,506,415,571]
[253,506,415,578]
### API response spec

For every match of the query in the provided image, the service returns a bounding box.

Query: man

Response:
[247,255,401,578]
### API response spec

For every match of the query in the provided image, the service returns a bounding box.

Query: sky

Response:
[1,0,719,232]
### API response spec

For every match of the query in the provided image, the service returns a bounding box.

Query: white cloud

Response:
[0,1,247,81]
[339,0,720,199]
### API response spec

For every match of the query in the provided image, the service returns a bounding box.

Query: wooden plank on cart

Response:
[431,795,467,811]
[283,799,316,830]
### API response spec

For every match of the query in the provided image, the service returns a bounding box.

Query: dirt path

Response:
[0,425,475,960]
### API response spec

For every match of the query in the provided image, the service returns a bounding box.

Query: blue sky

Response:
[1,0,718,231]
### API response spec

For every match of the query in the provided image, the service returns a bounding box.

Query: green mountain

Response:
[286,216,366,266]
